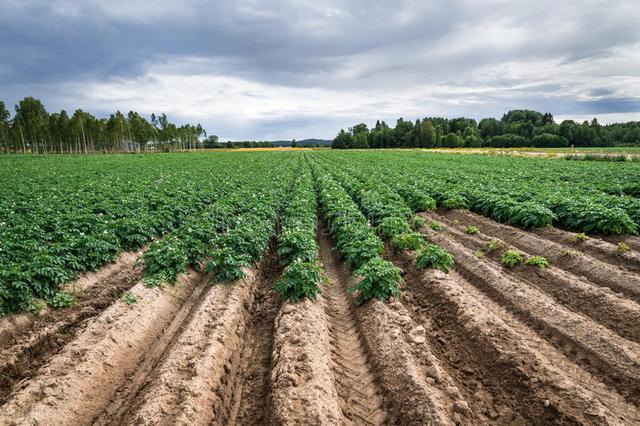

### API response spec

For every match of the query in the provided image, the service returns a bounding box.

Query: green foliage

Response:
[205,247,250,282]
[409,215,426,229]
[378,217,411,239]
[617,242,630,254]
[273,260,325,302]
[464,225,480,234]
[274,165,323,302]
[525,255,549,269]
[29,299,46,314]
[553,198,637,235]
[574,233,589,243]
[442,195,468,210]
[501,250,524,267]
[390,232,425,251]
[349,258,403,304]
[0,152,296,315]
[121,291,138,305]
[48,291,76,310]
[277,229,318,265]
[486,239,503,251]
[311,163,401,302]
[142,237,188,285]
[430,221,443,232]
[415,244,455,273]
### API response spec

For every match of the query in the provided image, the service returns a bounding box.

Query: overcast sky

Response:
[1,0,639,140]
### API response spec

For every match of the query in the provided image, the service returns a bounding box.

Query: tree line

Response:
[0,97,217,154]
[332,110,640,149]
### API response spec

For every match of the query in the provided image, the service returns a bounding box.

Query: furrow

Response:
[0,249,142,352]
[532,227,640,271]
[392,250,640,425]
[437,209,640,302]
[0,273,198,425]
[0,255,143,402]
[318,225,460,425]
[422,228,640,404]
[423,211,640,343]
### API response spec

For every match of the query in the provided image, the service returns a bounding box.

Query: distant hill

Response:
[271,139,332,147]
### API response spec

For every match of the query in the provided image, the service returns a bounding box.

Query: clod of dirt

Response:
[409,325,426,344]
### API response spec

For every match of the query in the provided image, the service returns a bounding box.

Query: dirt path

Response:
[320,238,388,425]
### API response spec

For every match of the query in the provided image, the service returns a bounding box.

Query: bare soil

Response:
[1,216,639,425]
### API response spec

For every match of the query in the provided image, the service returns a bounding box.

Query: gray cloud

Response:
[1,0,639,139]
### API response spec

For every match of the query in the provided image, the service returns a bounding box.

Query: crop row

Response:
[311,155,454,272]
[141,158,296,285]
[273,161,324,302]
[0,153,298,316]
[319,151,640,235]
[308,158,403,303]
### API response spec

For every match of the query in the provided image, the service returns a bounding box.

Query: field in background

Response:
[1,150,639,424]
[428,145,640,157]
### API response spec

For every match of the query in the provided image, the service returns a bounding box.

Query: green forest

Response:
[0,97,217,154]
[332,110,640,149]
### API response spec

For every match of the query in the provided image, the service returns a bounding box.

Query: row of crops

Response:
[1,150,639,315]
[0,153,298,315]
[318,150,640,235]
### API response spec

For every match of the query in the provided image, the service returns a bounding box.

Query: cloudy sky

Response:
[1,0,639,140]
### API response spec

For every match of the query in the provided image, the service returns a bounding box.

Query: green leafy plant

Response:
[409,215,426,229]
[390,232,425,251]
[142,237,189,285]
[430,221,443,232]
[415,244,455,273]
[205,247,251,282]
[29,299,47,315]
[121,291,138,305]
[525,255,549,269]
[349,258,402,304]
[573,233,589,243]
[48,291,76,310]
[501,250,523,267]
[442,195,468,210]
[561,249,577,257]
[378,216,411,239]
[617,242,630,254]
[464,225,480,234]
[273,260,325,302]
[473,250,485,258]
[486,239,503,251]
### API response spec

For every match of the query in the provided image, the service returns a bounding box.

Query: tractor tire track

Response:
[319,228,388,425]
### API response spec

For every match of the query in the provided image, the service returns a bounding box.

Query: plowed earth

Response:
[0,213,639,425]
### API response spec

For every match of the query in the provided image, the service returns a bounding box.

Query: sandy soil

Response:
[1,216,639,425]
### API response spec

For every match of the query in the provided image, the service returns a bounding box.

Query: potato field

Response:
[1,151,639,425]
